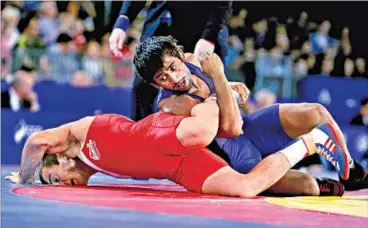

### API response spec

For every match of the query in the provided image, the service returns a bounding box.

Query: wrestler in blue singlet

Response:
[157,62,294,173]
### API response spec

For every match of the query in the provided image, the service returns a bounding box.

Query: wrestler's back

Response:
[80,113,187,179]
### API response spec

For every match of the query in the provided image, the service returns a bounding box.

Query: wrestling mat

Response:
[3,166,368,228]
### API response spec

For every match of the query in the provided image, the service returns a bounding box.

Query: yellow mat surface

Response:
[266,196,368,218]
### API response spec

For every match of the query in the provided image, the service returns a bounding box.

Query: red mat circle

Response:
[12,183,366,228]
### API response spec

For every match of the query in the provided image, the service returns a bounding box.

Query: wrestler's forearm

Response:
[177,100,220,149]
[190,99,220,137]
[243,153,291,196]
[212,73,243,137]
[19,134,47,183]
[191,99,219,118]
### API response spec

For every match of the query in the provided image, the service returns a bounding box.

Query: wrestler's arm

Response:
[202,153,291,198]
[176,99,220,149]
[16,117,90,184]
[199,54,243,138]
[16,125,71,183]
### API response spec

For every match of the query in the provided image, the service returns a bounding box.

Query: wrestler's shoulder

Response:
[184,53,202,69]
[93,113,134,125]
[147,112,187,127]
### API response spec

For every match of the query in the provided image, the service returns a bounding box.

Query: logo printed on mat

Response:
[87,139,101,160]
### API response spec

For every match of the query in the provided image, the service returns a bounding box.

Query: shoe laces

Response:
[316,145,339,171]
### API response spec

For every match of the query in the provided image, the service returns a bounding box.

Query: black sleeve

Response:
[200,1,232,43]
[114,1,147,30]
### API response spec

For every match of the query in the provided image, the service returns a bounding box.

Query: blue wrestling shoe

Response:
[315,123,350,180]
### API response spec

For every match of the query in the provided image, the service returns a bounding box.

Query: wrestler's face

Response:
[41,156,89,186]
[152,55,193,91]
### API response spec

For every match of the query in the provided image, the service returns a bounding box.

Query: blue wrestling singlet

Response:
[156,62,294,173]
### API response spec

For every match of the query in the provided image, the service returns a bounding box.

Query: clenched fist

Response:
[228,82,250,105]
[199,53,224,79]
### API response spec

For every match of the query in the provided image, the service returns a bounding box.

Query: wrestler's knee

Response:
[299,172,319,196]
[305,103,328,127]
[288,103,328,129]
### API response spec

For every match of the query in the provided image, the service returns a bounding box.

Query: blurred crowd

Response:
[226,8,368,94]
[1,1,141,88]
[1,1,367,111]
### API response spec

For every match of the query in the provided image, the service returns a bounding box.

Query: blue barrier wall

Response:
[1,111,89,164]
[34,81,134,116]
[299,76,368,125]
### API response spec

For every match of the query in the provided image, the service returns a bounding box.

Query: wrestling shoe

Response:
[316,178,345,196]
[339,160,368,191]
[315,123,350,180]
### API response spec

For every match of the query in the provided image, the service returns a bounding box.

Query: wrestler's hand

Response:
[194,39,215,60]
[200,53,225,79]
[6,171,35,184]
[5,171,22,184]
[109,28,126,57]
[228,82,250,105]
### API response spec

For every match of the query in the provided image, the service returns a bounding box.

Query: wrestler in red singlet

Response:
[78,113,227,192]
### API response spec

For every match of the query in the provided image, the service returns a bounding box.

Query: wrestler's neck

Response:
[76,158,97,178]
[190,74,208,92]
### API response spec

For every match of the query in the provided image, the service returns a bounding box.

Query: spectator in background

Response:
[1,16,13,78]
[320,58,334,76]
[16,17,46,50]
[253,89,277,110]
[253,19,270,51]
[14,16,47,72]
[287,11,310,52]
[332,27,352,77]
[351,97,368,127]
[293,41,314,78]
[45,33,79,83]
[71,70,95,87]
[343,58,355,77]
[100,33,119,87]
[228,8,253,42]
[226,8,257,91]
[353,57,367,79]
[240,38,257,91]
[37,1,60,45]
[308,53,324,75]
[256,46,292,79]
[275,25,290,54]
[1,6,21,49]
[309,20,338,54]
[72,19,87,53]
[81,41,104,84]
[1,66,40,112]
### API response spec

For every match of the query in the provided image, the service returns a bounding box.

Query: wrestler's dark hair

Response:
[39,153,59,184]
[133,36,184,83]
